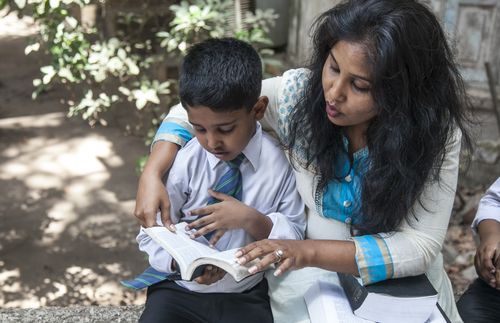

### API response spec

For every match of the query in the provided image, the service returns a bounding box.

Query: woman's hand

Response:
[134,171,173,228]
[194,266,226,285]
[475,219,500,289]
[134,142,179,229]
[186,190,271,245]
[235,239,314,277]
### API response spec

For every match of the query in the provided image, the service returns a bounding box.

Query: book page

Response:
[304,281,373,323]
[144,223,218,278]
[193,248,260,282]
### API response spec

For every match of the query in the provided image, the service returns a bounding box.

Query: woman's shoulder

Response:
[280,68,311,92]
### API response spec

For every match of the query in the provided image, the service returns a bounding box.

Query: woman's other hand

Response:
[235,239,313,277]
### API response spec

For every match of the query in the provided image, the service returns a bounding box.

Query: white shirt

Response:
[472,177,500,233]
[137,122,305,293]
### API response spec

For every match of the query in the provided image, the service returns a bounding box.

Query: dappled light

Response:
[0,15,147,308]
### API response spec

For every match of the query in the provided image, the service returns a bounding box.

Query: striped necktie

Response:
[121,154,245,290]
[203,153,245,240]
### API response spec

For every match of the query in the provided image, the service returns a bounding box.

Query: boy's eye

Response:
[219,126,235,134]
[194,127,206,133]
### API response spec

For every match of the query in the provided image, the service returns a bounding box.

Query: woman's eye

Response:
[330,65,340,73]
[352,81,371,93]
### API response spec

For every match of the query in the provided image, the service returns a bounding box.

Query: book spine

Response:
[337,273,369,312]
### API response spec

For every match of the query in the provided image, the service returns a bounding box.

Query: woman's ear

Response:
[252,96,268,120]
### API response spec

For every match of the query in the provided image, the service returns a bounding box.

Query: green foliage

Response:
[4,0,280,171]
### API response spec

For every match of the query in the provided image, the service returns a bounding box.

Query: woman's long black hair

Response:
[287,0,473,234]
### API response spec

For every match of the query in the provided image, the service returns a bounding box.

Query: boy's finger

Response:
[209,229,226,246]
[186,215,212,230]
[208,189,234,201]
[190,223,217,238]
[189,206,213,216]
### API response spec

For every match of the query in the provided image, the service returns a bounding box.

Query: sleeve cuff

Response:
[152,119,194,148]
[266,212,304,240]
[472,205,500,234]
[353,234,394,285]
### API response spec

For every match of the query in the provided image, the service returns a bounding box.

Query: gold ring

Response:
[274,249,284,263]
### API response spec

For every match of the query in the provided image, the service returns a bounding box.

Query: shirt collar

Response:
[206,122,262,171]
[342,135,369,161]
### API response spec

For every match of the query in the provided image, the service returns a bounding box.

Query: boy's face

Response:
[186,97,267,162]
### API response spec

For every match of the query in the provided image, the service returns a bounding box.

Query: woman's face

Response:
[322,40,376,134]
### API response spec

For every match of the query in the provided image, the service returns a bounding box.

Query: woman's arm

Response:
[236,239,358,277]
[238,130,462,284]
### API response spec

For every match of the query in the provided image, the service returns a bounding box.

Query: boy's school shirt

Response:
[471,177,500,233]
[137,122,306,293]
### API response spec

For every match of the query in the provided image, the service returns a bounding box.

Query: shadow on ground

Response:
[0,23,147,307]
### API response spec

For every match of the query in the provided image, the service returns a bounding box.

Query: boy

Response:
[457,177,500,322]
[135,38,305,323]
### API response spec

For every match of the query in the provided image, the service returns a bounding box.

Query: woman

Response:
[135,0,472,321]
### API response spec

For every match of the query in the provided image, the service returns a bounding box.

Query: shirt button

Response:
[345,217,352,224]
[345,174,352,182]
[343,200,352,208]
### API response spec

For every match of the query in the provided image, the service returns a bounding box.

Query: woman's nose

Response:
[327,78,346,103]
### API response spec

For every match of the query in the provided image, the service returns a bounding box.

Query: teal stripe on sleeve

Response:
[157,121,193,143]
[353,235,390,284]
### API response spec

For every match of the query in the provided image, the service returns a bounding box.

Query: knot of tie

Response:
[226,153,245,169]
[207,153,245,205]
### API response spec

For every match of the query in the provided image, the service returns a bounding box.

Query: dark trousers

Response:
[457,278,500,323]
[139,279,273,323]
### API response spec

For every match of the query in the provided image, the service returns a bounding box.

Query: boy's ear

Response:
[252,96,268,120]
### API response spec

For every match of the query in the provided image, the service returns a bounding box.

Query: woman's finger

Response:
[186,215,214,230]
[247,248,284,274]
[237,243,274,265]
[274,258,294,277]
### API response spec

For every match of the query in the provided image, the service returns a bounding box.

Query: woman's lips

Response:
[326,102,340,118]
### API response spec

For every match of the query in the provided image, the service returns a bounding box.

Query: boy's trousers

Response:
[139,278,273,323]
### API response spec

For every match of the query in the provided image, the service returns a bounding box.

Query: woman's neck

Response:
[345,125,368,156]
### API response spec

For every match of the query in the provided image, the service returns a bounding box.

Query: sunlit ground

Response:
[0,11,147,308]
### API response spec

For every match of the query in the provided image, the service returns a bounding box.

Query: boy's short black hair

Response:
[179,37,262,112]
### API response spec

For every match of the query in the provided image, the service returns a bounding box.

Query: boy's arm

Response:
[265,165,306,241]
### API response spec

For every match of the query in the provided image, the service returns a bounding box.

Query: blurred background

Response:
[0,0,499,311]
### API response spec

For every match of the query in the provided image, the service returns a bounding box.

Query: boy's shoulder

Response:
[172,137,207,169]
[258,131,290,171]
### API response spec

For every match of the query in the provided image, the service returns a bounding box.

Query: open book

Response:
[304,278,449,323]
[144,222,260,282]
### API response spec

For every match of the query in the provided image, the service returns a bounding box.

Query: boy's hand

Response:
[194,265,226,285]
[186,190,257,238]
[134,173,173,229]
[475,219,500,289]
